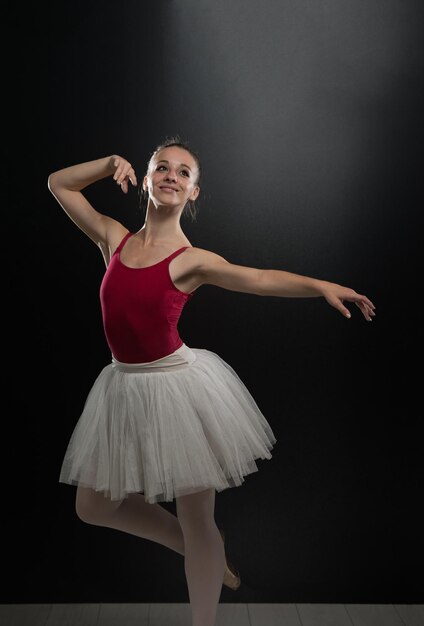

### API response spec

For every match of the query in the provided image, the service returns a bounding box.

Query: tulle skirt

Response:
[58,343,277,504]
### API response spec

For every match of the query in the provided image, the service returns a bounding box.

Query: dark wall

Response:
[4,0,422,604]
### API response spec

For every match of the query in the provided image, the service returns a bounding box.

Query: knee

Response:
[176,488,216,530]
[75,492,99,524]
[75,486,120,525]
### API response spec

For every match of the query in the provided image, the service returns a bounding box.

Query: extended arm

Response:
[196,249,376,321]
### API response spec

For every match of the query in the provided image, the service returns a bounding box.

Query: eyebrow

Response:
[156,159,192,171]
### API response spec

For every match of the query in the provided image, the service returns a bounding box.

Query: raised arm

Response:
[47,155,137,255]
[195,249,376,321]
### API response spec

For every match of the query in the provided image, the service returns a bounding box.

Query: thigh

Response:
[176,487,216,526]
[75,485,125,523]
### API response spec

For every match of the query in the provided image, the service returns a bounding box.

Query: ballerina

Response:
[48,135,375,626]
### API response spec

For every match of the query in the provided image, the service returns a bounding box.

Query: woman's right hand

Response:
[110,155,138,194]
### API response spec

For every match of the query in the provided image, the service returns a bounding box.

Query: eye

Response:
[156,165,189,177]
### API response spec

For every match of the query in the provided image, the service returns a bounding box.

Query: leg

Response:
[75,486,185,555]
[176,488,225,626]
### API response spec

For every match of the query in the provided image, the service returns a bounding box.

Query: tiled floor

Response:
[0,603,423,626]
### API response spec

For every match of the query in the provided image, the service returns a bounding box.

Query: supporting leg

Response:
[176,488,225,626]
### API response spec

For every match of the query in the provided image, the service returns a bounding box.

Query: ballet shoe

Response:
[219,528,241,590]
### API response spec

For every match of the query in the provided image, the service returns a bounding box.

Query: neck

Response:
[138,203,186,245]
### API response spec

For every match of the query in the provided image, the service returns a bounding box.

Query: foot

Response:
[219,529,241,590]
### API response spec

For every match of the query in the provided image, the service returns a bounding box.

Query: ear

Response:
[190,185,200,201]
[143,175,148,192]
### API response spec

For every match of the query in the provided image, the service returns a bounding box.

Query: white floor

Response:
[0,603,423,626]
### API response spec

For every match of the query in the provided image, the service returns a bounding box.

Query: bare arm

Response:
[196,249,376,321]
[47,155,137,248]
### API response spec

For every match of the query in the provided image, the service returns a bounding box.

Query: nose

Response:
[164,169,178,182]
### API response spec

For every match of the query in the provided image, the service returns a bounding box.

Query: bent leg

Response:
[75,486,185,555]
[176,488,225,626]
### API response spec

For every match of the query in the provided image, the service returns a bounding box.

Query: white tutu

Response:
[59,344,277,504]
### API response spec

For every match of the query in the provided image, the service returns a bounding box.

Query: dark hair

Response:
[140,134,202,222]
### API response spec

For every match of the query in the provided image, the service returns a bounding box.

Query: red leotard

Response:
[100,232,194,363]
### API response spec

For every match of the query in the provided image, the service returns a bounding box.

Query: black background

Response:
[3,0,423,604]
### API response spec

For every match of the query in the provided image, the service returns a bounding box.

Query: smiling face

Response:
[143,146,200,208]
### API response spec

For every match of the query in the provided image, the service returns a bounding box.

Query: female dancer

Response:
[48,136,375,626]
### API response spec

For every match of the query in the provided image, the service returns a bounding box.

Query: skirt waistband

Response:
[111,343,197,373]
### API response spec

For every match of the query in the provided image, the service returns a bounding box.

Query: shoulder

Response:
[181,247,231,279]
[184,246,229,270]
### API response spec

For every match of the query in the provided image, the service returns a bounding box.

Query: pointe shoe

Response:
[219,528,241,590]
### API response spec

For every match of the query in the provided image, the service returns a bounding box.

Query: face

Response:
[143,146,200,207]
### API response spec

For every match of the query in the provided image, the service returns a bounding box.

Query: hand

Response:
[321,283,376,321]
[110,155,138,194]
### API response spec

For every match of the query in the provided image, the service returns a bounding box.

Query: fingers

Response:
[326,287,376,322]
[341,291,376,322]
[352,294,376,321]
[354,300,376,322]
[333,295,376,321]
[327,296,353,319]
[353,301,371,321]
[113,166,137,186]
[355,294,376,310]
[112,157,138,191]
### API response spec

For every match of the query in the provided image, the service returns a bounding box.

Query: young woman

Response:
[48,136,375,626]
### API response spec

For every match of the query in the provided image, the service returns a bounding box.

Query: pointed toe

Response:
[219,528,241,591]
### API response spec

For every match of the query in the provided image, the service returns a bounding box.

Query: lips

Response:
[159,186,178,192]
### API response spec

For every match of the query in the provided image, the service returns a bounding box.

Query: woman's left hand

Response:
[321,284,376,321]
